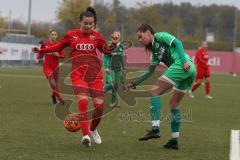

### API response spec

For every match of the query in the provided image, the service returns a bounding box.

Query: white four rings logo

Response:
[75,43,95,51]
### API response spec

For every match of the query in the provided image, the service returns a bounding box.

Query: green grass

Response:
[0,67,239,160]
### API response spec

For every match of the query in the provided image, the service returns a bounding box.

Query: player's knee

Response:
[150,87,159,96]
[150,89,155,96]
[205,77,210,82]
[93,97,104,105]
[169,100,179,109]
[77,95,88,101]
[94,103,104,110]
[93,103,104,118]
[93,102,104,115]
[197,79,203,83]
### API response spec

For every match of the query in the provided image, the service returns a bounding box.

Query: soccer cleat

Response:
[51,95,57,104]
[188,90,195,98]
[163,140,179,150]
[90,130,102,144]
[81,135,91,147]
[205,95,213,99]
[138,129,160,141]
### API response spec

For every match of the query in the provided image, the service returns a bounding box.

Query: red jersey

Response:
[37,41,65,67]
[195,48,209,69]
[39,29,114,81]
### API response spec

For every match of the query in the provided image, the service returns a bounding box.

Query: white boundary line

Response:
[230,130,240,160]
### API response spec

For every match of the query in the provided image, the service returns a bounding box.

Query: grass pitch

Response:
[0,67,239,160]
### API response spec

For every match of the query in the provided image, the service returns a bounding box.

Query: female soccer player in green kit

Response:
[104,30,126,107]
[128,24,196,149]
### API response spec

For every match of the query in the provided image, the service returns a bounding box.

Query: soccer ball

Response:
[64,114,81,132]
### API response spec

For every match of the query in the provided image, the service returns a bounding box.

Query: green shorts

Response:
[162,60,196,92]
[105,69,125,85]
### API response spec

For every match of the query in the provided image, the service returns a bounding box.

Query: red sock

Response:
[205,81,210,95]
[48,77,62,100]
[78,99,89,136]
[90,103,104,131]
[192,82,201,92]
[53,89,62,100]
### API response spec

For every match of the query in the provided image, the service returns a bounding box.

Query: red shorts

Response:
[43,65,59,79]
[71,71,104,98]
[196,67,210,79]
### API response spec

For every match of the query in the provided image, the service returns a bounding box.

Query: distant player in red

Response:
[189,41,213,99]
[36,30,65,104]
[33,7,117,147]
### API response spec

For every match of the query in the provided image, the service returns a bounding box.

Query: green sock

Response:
[150,96,161,131]
[170,108,181,141]
[111,88,117,104]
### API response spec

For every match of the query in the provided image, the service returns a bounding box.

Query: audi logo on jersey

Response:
[75,43,95,51]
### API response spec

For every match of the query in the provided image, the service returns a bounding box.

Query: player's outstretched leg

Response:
[205,77,213,99]
[48,75,65,105]
[163,108,180,150]
[163,89,184,150]
[139,78,173,141]
[78,97,91,147]
[90,102,103,144]
[189,78,202,98]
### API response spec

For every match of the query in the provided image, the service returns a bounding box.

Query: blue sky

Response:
[0,0,239,23]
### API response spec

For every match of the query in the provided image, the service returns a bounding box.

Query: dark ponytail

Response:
[136,24,155,51]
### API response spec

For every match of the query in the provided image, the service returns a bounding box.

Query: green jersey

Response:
[133,32,192,86]
[104,42,125,71]
[151,40,174,67]
[152,32,190,66]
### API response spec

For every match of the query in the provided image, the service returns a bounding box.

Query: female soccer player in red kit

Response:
[33,7,117,147]
[36,30,65,104]
[189,41,213,99]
